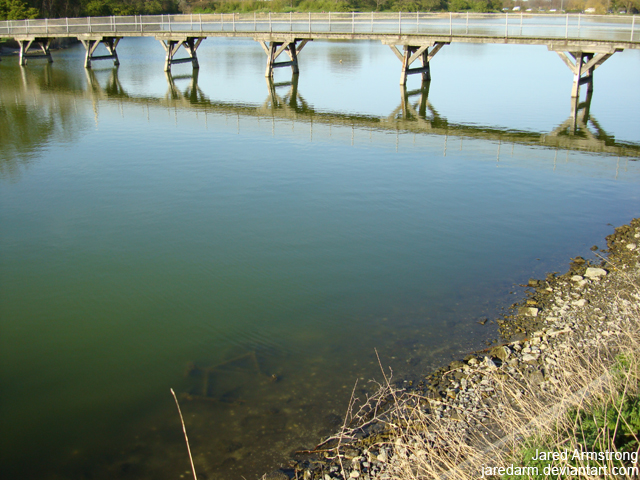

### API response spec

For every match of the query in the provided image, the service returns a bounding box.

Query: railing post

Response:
[200,13,203,33]
[371,11,374,33]
[577,13,580,38]
[631,15,636,41]
[466,12,469,34]
[88,16,91,34]
[352,11,355,34]
[328,11,331,32]
[254,12,256,32]
[233,12,235,32]
[168,14,171,32]
[269,11,271,32]
[505,12,508,37]
[290,11,292,32]
[565,13,569,39]
[449,12,452,35]
[66,17,69,34]
[45,17,48,34]
[520,11,523,36]
[309,12,311,33]
[399,11,401,34]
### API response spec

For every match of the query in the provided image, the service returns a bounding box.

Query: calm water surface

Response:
[1,37,639,480]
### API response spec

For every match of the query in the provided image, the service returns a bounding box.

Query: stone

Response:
[572,299,588,307]
[521,354,538,363]
[377,450,388,463]
[518,307,539,317]
[484,357,497,370]
[571,275,584,282]
[350,471,360,478]
[489,345,511,361]
[584,267,607,279]
[626,243,637,250]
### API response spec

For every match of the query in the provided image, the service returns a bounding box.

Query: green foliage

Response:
[0,0,39,19]
[80,0,178,16]
[447,0,468,9]
[571,394,640,453]
[501,438,555,480]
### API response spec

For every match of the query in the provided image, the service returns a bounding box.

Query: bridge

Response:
[1,12,639,100]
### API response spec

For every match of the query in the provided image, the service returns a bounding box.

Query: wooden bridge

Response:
[1,12,639,99]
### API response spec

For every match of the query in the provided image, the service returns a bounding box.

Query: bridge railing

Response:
[0,12,637,43]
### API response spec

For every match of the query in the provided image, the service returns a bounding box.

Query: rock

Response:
[571,275,584,282]
[350,471,360,479]
[526,370,545,385]
[484,357,497,370]
[377,450,388,463]
[528,279,540,287]
[518,307,539,317]
[626,243,637,250]
[489,346,511,361]
[584,267,607,279]
[571,299,588,307]
[264,471,290,480]
[521,354,538,363]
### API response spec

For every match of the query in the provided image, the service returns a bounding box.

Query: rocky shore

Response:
[264,218,640,480]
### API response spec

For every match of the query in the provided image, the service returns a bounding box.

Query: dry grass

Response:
[353,265,640,480]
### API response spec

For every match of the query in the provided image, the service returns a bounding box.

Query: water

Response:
[1,37,639,480]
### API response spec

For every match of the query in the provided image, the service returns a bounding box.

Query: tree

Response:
[0,0,39,19]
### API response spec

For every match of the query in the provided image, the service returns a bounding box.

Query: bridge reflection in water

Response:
[9,64,640,172]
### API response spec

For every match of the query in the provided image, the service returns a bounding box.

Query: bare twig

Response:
[170,388,198,480]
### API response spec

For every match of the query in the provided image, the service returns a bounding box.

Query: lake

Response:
[0,36,639,480]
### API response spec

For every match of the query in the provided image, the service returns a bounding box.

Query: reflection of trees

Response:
[0,65,88,181]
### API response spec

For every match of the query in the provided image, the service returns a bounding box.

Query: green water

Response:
[1,38,639,480]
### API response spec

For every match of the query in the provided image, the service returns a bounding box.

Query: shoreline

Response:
[268,218,640,480]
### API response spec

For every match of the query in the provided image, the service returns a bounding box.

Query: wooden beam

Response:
[389,45,404,62]
[407,44,429,66]
[555,51,577,74]
[427,42,447,62]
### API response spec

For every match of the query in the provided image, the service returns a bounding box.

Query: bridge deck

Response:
[2,12,639,47]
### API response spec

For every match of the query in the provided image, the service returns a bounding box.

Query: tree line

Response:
[1,0,637,23]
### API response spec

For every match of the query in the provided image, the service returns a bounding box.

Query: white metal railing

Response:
[0,12,638,43]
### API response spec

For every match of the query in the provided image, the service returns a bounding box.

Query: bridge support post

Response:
[259,38,309,78]
[17,38,53,66]
[158,37,205,72]
[79,37,121,68]
[550,46,621,100]
[386,41,447,86]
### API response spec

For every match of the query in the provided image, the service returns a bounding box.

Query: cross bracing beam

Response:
[389,41,448,85]
[17,38,53,66]
[549,45,622,99]
[259,38,310,77]
[158,37,205,72]
[79,37,121,68]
